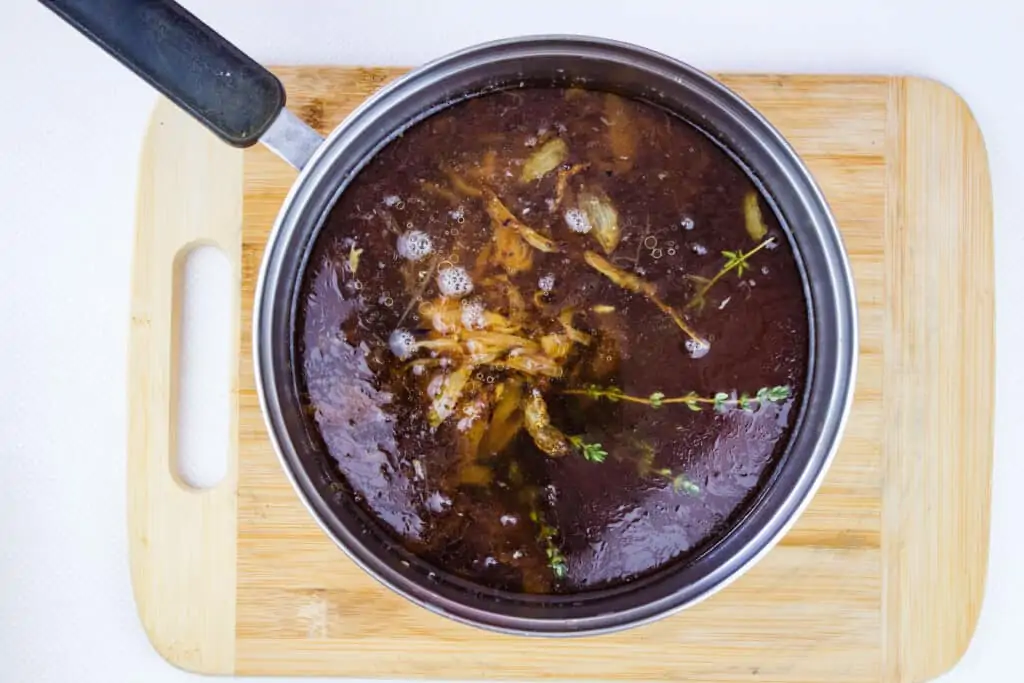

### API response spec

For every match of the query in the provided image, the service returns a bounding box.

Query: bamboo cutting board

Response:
[128,68,994,682]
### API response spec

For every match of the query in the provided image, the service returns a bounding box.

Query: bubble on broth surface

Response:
[460,298,486,329]
[437,266,474,298]
[538,273,556,293]
[397,230,434,261]
[564,208,592,234]
[388,328,416,360]
[685,337,711,359]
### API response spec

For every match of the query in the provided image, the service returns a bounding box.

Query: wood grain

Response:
[127,68,993,682]
[129,100,242,673]
[882,77,994,683]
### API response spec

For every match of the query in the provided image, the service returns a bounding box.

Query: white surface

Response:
[0,1,1020,681]
[175,247,232,490]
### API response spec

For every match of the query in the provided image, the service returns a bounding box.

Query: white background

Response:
[1,1,1021,681]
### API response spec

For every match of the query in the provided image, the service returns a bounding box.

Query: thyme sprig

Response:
[687,237,775,311]
[654,468,701,495]
[530,509,568,580]
[569,435,608,463]
[546,544,569,579]
[563,384,791,412]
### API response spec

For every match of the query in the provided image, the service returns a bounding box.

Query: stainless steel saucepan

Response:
[42,0,857,635]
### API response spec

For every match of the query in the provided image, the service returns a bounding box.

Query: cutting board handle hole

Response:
[173,244,231,490]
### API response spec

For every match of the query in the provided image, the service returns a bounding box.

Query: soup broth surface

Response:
[299,87,809,594]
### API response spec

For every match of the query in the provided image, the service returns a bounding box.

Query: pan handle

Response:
[39,0,324,168]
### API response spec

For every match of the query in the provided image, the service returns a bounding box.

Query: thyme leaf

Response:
[672,474,701,495]
[655,468,702,496]
[546,545,568,579]
[569,435,608,463]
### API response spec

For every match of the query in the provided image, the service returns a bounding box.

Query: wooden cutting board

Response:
[127,68,993,682]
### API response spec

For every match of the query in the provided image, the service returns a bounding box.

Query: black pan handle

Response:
[39,0,285,147]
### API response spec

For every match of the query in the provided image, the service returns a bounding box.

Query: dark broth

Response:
[298,88,809,594]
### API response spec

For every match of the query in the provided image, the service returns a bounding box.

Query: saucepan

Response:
[42,0,856,634]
